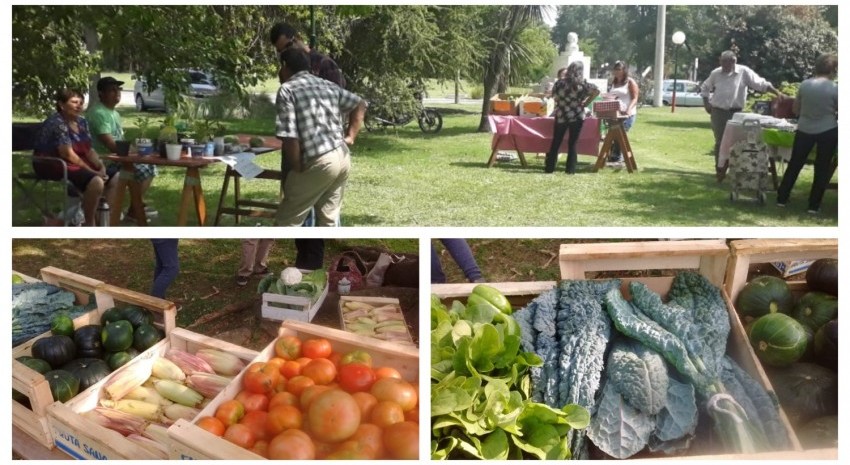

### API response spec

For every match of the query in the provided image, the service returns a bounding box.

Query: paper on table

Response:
[217,152,264,179]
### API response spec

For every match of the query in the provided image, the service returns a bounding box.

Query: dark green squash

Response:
[105,351,134,370]
[100,307,126,325]
[62,358,111,392]
[132,324,163,352]
[50,314,75,337]
[749,313,808,367]
[31,335,77,369]
[121,305,154,329]
[796,416,838,450]
[792,292,838,331]
[806,258,838,296]
[101,320,134,352]
[765,362,837,427]
[13,357,54,403]
[73,324,104,359]
[43,369,80,402]
[736,276,794,317]
[813,319,838,371]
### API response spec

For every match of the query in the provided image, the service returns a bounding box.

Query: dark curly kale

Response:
[722,357,790,450]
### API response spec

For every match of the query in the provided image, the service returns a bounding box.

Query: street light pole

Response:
[671,31,686,113]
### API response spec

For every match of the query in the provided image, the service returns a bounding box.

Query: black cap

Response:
[96,76,125,92]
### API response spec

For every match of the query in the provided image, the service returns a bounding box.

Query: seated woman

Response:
[32,88,110,226]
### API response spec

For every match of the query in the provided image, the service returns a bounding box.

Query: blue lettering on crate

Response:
[83,444,108,460]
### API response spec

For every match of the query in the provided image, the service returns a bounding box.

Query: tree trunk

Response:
[83,25,101,107]
[477,50,507,132]
[454,70,460,104]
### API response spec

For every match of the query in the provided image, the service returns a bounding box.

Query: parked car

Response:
[660,79,703,107]
[133,70,218,111]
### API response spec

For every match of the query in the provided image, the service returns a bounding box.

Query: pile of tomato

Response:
[194,335,419,459]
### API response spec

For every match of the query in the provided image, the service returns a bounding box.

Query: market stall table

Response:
[486,115,601,168]
[212,147,279,225]
[594,115,637,173]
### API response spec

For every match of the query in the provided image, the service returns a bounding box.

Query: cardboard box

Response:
[770,260,814,277]
[489,93,522,116]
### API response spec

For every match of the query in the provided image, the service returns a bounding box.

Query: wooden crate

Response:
[168,320,419,460]
[45,328,258,460]
[261,271,329,323]
[12,267,104,449]
[338,295,414,345]
[12,266,178,450]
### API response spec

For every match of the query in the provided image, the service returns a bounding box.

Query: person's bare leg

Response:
[82,176,105,226]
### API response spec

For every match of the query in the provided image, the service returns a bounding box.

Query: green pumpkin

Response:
[806,258,838,296]
[43,369,80,402]
[32,335,77,369]
[792,292,838,331]
[73,324,104,359]
[736,276,794,317]
[121,305,154,329]
[13,357,53,403]
[765,363,838,427]
[62,358,112,392]
[101,320,134,352]
[50,314,75,337]
[749,313,808,367]
[132,324,163,352]
[105,351,134,371]
[796,416,838,450]
[100,307,126,325]
[813,320,838,371]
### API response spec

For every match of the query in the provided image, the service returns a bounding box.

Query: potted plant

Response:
[212,121,227,156]
[134,116,155,155]
[158,116,181,160]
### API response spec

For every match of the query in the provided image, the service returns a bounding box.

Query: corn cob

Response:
[100,399,165,422]
[152,357,186,381]
[126,434,169,459]
[186,372,232,398]
[164,403,201,422]
[165,348,215,375]
[124,385,173,407]
[102,357,154,400]
[194,349,245,376]
[83,407,148,436]
[142,423,171,445]
[153,379,204,407]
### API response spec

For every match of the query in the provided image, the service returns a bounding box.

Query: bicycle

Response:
[364,89,443,134]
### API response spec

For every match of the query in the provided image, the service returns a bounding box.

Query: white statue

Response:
[566,32,579,54]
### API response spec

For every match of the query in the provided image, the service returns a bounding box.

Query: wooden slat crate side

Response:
[724,239,838,304]
[169,320,420,460]
[40,266,104,306]
[261,282,329,323]
[12,402,53,448]
[168,327,260,363]
[558,239,728,260]
[95,283,178,336]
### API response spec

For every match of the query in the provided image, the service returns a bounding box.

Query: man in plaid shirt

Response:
[275,46,367,226]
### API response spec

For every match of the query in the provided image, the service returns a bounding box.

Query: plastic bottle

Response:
[96,197,110,227]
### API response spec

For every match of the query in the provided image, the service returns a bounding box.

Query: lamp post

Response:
[671,31,686,113]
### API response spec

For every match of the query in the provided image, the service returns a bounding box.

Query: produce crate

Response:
[45,328,258,460]
[338,295,414,346]
[260,269,329,322]
[725,239,838,302]
[12,267,104,449]
[12,266,177,450]
[489,93,521,116]
[167,320,420,459]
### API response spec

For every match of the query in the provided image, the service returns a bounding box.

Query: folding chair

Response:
[12,122,83,226]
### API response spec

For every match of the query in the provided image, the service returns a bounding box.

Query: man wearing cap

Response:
[86,76,158,220]
[700,51,782,181]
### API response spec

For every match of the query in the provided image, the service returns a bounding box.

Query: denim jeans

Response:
[431,239,483,283]
[610,114,636,161]
[151,239,179,299]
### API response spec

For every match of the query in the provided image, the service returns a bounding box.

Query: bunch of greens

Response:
[431,294,589,460]
[257,269,326,301]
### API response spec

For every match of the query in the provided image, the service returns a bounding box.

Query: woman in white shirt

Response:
[606,61,639,165]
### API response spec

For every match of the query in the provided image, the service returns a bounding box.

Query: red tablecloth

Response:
[488,115,601,156]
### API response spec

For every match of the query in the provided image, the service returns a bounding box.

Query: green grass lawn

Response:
[12,105,836,226]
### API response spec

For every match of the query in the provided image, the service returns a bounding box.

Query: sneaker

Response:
[807,209,819,215]
[776,202,786,208]
[253,267,270,276]
[143,206,159,218]
[236,275,249,286]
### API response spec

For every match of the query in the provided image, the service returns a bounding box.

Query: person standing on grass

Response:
[150,239,179,299]
[700,50,782,180]
[274,46,367,226]
[270,22,346,88]
[86,76,157,220]
[776,53,838,214]
[236,239,274,287]
[606,61,639,166]
[545,61,600,174]
[431,239,486,284]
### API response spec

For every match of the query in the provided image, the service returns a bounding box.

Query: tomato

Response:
[327,351,342,368]
[250,439,269,458]
[302,338,332,359]
[267,429,316,460]
[280,360,302,379]
[223,423,256,450]
[351,391,378,419]
[244,362,281,395]
[274,335,302,360]
[285,375,315,397]
[302,358,337,385]
[404,405,420,423]
[215,399,245,426]
[340,349,373,367]
[370,377,418,411]
[300,384,332,411]
[370,400,405,428]
[235,390,270,412]
[373,366,403,380]
[382,420,418,459]
[268,391,299,410]
[346,423,385,459]
[296,357,313,368]
[313,440,337,460]
[266,404,303,437]
[307,389,361,443]
[325,440,375,459]
[239,410,269,441]
[338,363,376,393]
[265,357,287,373]
[272,375,287,393]
[196,416,225,437]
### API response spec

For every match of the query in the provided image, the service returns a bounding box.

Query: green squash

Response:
[806,258,838,296]
[813,319,838,371]
[105,351,134,371]
[13,357,54,403]
[99,307,126,326]
[736,276,794,317]
[50,314,75,337]
[132,324,163,352]
[766,363,837,427]
[31,335,77,369]
[73,324,104,359]
[43,369,80,402]
[121,305,154,329]
[62,358,112,392]
[101,320,134,352]
[796,416,838,450]
[792,292,838,331]
[749,313,808,367]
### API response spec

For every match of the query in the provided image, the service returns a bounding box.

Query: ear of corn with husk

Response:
[194,348,245,376]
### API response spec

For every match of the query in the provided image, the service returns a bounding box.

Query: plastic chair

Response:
[12,122,82,226]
